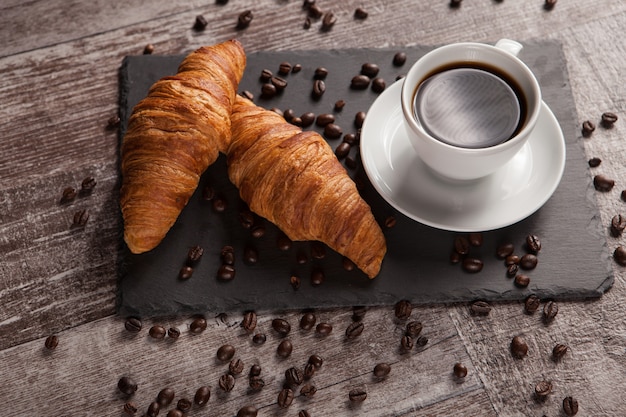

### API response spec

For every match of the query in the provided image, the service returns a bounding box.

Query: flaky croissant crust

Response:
[120,39,246,254]
[228,96,386,278]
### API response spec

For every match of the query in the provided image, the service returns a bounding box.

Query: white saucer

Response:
[360,81,566,232]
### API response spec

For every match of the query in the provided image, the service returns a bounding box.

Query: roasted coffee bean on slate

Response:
[348,388,367,403]
[314,67,328,79]
[300,312,317,330]
[345,321,364,339]
[335,142,350,159]
[510,336,529,359]
[514,274,530,288]
[124,317,142,333]
[187,245,204,264]
[384,215,396,228]
[553,343,568,360]
[400,335,414,351]
[610,214,626,237]
[237,405,258,417]
[189,317,207,334]
[614,246,626,266]
[520,254,538,270]
[157,387,175,406]
[543,301,559,323]
[118,376,138,395]
[260,69,273,82]
[454,236,470,255]
[453,363,468,378]
[194,386,210,406]
[277,339,293,358]
[535,380,552,400]
[261,83,277,99]
[241,311,257,332]
[217,264,236,281]
[373,363,391,379]
[350,74,370,89]
[470,301,491,316]
[217,344,236,362]
[229,358,244,375]
[312,79,326,99]
[393,51,407,66]
[178,266,193,280]
[405,321,423,337]
[563,396,579,416]
[496,243,514,259]
[468,232,483,246]
[249,376,265,391]
[149,325,166,340]
[506,263,519,277]
[278,61,292,75]
[601,111,618,128]
[316,113,335,126]
[44,335,59,350]
[285,367,304,386]
[271,76,287,91]
[334,99,346,111]
[581,120,595,137]
[240,90,254,101]
[123,402,138,415]
[277,388,295,408]
[167,327,180,339]
[593,174,615,192]
[272,318,291,336]
[218,373,235,392]
[300,383,317,397]
[300,112,315,127]
[361,63,380,78]
[311,268,325,285]
[394,299,412,320]
[323,123,342,139]
[524,294,541,314]
[243,245,259,265]
[462,258,484,273]
[316,322,333,336]
[176,398,192,412]
[526,234,542,254]
[354,111,366,128]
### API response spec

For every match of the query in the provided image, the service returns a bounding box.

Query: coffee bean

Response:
[123,401,138,415]
[189,317,207,334]
[243,245,259,265]
[519,254,538,270]
[384,215,396,228]
[124,317,142,333]
[277,388,295,408]
[300,383,317,397]
[272,318,291,336]
[149,325,166,340]
[320,11,336,31]
[186,245,203,265]
[271,76,288,92]
[178,265,193,280]
[524,294,541,314]
[449,0,462,8]
[261,82,279,99]
[303,363,315,380]
[277,339,293,358]
[350,74,371,90]
[278,62,292,75]
[469,301,491,316]
[354,111,366,128]
[505,254,520,265]
[405,321,423,337]
[345,155,357,169]
[400,335,414,352]
[308,354,324,369]
[593,174,615,192]
[44,334,58,350]
[300,112,315,127]
[212,194,227,212]
[543,300,559,323]
[308,4,323,19]
[193,14,208,31]
[285,367,304,386]
[601,111,618,128]
[249,376,265,391]
[525,234,542,254]
[218,373,235,392]
[299,312,317,330]
[117,376,138,395]
[146,401,160,417]
[217,344,236,362]
[323,123,343,139]
[534,380,552,400]
[80,176,97,195]
[543,0,557,10]
[361,63,380,78]
[250,332,265,345]
[334,99,346,111]
[167,327,180,339]
[610,214,626,237]
[348,388,367,403]
[143,44,154,55]
[588,157,602,167]
[343,257,356,271]
[314,67,328,79]
[354,7,368,19]
[462,258,484,273]
[316,113,335,127]
[236,10,253,29]
[514,274,530,288]
[315,322,333,336]
[157,387,175,406]
[259,69,273,83]
[622,190,626,202]
[217,264,236,281]
[552,343,568,360]
[248,364,261,378]
[563,396,579,416]
[303,17,311,29]
[415,335,429,347]
[176,398,192,412]
[453,363,468,378]
[394,299,412,320]
[227,358,244,376]
[166,409,183,417]
[510,335,528,359]
[335,142,351,159]
[506,263,519,278]
[450,251,462,264]
[60,186,77,203]
[454,236,470,255]
[312,79,326,99]
[468,232,483,247]
[202,184,215,200]
[107,115,121,129]
[614,246,626,266]
[496,243,514,259]
[581,120,595,137]
[393,52,407,66]
[72,209,89,227]
[373,363,391,379]
[240,90,254,101]
[311,268,325,286]
[237,405,258,417]
[345,321,364,339]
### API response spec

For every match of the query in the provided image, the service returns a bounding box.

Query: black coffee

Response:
[413,63,526,148]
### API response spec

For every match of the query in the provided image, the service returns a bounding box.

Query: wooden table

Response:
[1,1,625,416]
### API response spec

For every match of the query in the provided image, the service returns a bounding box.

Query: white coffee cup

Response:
[400,39,542,181]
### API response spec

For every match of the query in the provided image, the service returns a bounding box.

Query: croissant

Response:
[227,96,387,278]
[120,39,246,254]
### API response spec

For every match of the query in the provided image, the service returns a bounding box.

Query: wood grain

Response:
[0,0,625,416]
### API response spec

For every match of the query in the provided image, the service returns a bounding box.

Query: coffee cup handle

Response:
[495,39,523,57]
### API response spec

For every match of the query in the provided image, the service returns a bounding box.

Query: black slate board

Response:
[117,42,614,317]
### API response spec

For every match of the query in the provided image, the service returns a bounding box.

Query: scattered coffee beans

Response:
[469,301,492,316]
[524,294,541,314]
[60,186,77,203]
[335,142,350,159]
[123,402,138,415]
[315,322,333,336]
[415,335,429,347]
[278,62,292,75]
[593,174,615,192]
[117,376,138,395]
[308,354,324,369]
[157,387,175,406]
[621,190,626,201]
[124,317,142,333]
[218,373,235,392]
[449,0,463,8]
[189,317,207,334]
[393,51,407,66]
[311,268,325,286]
[300,112,315,127]
[80,176,96,194]
[519,254,538,270]
[216,344,236,362]
[176,397,192,412]
[543,0,557,11]
[468,232,483,246]
[506,263,519,278]
[241,311,257,332]
[193,15,208,31]
[543,300,559,323]
[552,343,568,360]
[320,11,337,31]
[149,325,166,340]
[505,255,520,266]
[44,334,59,350]
[525,234,541,254]
[252,332,267,344]
[345,321,364,339]
[178,266,193,280]
[614,246,626,266]
[534,380,552,401]
[147,402,160,417]
[272,318,291,336]
[454,236,470,255]
[514,274,530,288]
[453,363,468,378]
[217,264,236,281]
[373,363,391,379]
[312,79,326,99]
[581,120,595,137]
[354,111,366,128]
[229,358,244,376]
[316,113,335,126]
[354,7,368,19]
[303,362,315,380]
[277,339,293,358]
[166,409,183,417]
[300,383,317,397]
[237,405,258,417]
[167,327,180,339]
[249,376,265,391]
[563,396,579,416]
[277,387,295,408]
[334,99,346,111]
[308,4,323,19]
[323,123,342,139]
[462,258,484,273]
[348,388,367,403]
[610,214,626,237]
[400,335,414,352]
[237,10,253,29]
[285,366,304,386]
[361,63,380,78]
[510,335,529,359]
[72,209,89,227]
[350,74,370,90]
[300,312,317,330]
[186,245,203,264]
[600,111,618,128]
[143,44,154,55]
[588,157,601,167]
